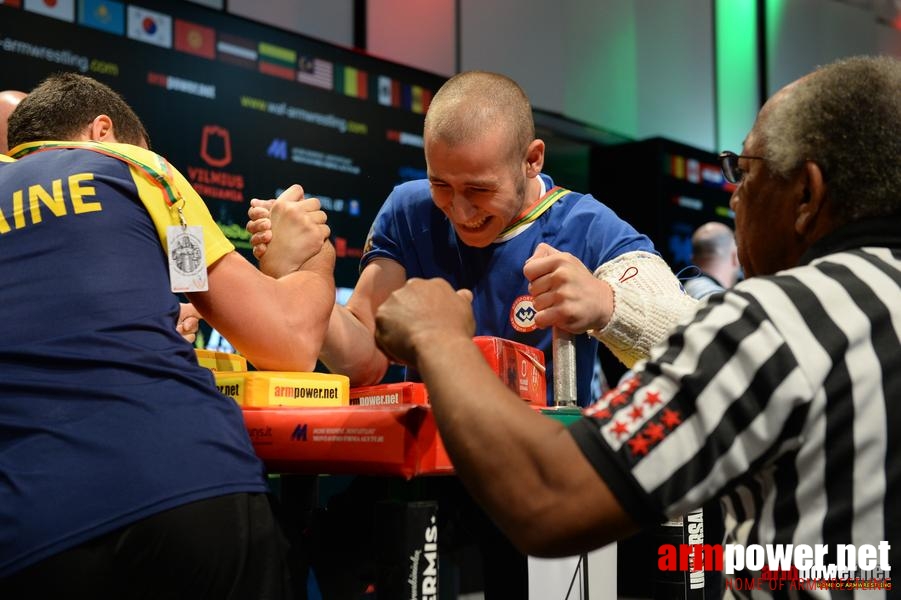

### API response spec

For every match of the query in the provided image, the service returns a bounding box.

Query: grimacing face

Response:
[424,126,529,248]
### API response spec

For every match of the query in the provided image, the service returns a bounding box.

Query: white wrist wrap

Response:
[590,251,698,368]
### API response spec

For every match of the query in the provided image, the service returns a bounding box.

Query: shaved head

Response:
[424,71,534,164]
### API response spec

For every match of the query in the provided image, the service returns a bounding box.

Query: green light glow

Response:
[765,0,789,92]
[562,3,638,139]
[715,0,759,152]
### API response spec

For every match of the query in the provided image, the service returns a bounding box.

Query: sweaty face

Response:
[425,127,528,248]
[729,130,805,278]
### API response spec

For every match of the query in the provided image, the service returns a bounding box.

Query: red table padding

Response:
[243,404,454,479]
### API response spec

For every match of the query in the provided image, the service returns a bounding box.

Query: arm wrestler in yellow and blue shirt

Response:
[0,142,268,577]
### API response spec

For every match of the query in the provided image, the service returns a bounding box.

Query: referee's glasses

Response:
[719,151,764,184]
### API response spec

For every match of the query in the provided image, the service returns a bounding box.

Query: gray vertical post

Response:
[552,328,577,407]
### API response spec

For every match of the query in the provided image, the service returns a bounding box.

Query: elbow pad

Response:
[589,251,698,368]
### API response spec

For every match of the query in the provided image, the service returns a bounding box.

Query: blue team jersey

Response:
[361,174,656,405]
[0,144,268,576]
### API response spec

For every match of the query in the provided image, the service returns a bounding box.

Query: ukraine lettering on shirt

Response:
[0,172,102,234]
[4,141,234,263]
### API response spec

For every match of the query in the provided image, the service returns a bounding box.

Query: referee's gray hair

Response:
[759,55,901,221]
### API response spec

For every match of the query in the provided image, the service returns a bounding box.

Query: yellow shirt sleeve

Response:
[104,142,235,267]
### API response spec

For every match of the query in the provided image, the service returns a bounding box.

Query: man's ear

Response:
[795,160,827,235]
[525,138,545,177]
[88,115,115,142]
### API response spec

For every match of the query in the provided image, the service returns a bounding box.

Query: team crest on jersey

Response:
[510,295,538,332]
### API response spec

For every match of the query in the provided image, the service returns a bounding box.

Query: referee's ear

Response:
[794,160,831,238]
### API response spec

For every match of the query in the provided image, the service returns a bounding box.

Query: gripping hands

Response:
[247,184,331,277]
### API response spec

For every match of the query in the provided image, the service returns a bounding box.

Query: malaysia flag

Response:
[297,56,333,90]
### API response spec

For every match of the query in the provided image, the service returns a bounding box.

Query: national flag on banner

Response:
[24,0,74,22]
[377,75,392,106]
[0,0,23,9]
[127,5,172,48]
[78,0,124,35]
[421,88,433,113]
[175,18,215,59]
[341,66,368,100]
[297,56,333,90]
[258,41,295,80]
[217,32,256,69]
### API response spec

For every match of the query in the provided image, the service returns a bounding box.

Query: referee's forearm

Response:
[414,336,577,553]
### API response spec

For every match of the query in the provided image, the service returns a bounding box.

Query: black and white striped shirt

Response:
[571,217,900,598]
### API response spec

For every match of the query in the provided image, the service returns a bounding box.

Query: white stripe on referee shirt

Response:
[632,288,810,497]
[750,275,832,553]
[796,252,890,551]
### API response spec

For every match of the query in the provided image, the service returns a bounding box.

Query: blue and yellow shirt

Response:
[0,142,265,576]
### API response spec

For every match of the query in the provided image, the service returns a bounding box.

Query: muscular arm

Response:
[375,279,638,556]
[420,338,638,556]
[319,258,407,385]
[188,188,335,371]
[187,242,335,371]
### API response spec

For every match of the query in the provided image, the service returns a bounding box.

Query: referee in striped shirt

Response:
[374,54,900,598]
